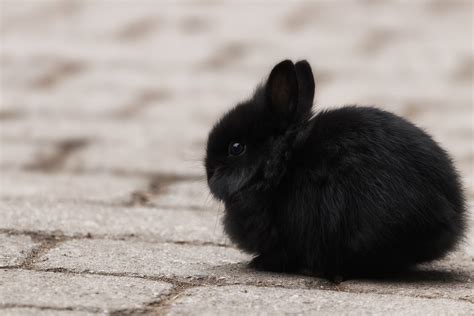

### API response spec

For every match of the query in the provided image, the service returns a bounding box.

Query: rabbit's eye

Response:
[228,142,246,156]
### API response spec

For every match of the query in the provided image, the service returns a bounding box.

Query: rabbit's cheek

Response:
[226,169,251,195]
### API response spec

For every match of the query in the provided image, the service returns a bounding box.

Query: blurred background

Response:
[1,0,473,203]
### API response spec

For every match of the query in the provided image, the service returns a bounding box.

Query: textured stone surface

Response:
[0,234,38,267]
[168,285,474,315]
[1,308,95,316]
[68,142,205,176]
[34,239,338,289]
[0,199,226,243]
[0,171,146,203]
[36,239,248,278]
[0,269,171,312]
[336,230,474,303]
[36,239,474,302]
[0,143,41,170]
[0,1,472,314]
[148,180,220,210]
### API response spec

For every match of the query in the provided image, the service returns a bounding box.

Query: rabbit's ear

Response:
[295,60,315,120]
[266,60,298,125]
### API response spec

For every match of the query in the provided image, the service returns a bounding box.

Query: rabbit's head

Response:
[205,60,315,202]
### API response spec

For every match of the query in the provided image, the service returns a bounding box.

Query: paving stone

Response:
[35,238,473,303]
[1,77,139,117]
[0,234,38,267]
[36,240,325,289]
[168,285,474,316]
[69,142,204,176]
[341,250,473,303]
[0,143,40,170]
[0,171,146,203]
[0,269,171,312]
[0,171,217,211]
[0,308,95,316]
[216,255,474,303]
[0,199,226,243]
[0,115,207,143]
[36,239,249,279]
[149,180,220,211]
[0,117,208,177]
[1,119,206,176]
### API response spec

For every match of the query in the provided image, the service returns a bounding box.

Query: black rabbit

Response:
[205,59,466,281]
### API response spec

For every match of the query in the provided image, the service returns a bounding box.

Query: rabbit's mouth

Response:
[208,165,261,202]
[207,166,230,201]
[208,176,226,202]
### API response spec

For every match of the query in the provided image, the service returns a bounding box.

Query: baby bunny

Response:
[205,60,466,281]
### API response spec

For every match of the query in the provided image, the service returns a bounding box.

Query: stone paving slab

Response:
[68,143,204,176]
[34,239,334,289]
[0,143,42,170]
[1,308,96,316]
[0,171,218,210]
[0,171,146,204]
[167,285,474,316]
[147,180,220,210]
[0,116,207,144]
[0,234,38,267]
[0,269,171,312]
[36,239,248,279]
[34,238,474,302]
[0,199,226,243]
[342,251,474,302]
[209,258,474,302]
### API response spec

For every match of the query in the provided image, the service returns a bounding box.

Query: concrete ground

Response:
[0,1,473,315]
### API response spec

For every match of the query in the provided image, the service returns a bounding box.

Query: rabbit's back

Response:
[283,106,466,276]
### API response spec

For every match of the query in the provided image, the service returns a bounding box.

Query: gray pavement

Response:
[0,1,473,315]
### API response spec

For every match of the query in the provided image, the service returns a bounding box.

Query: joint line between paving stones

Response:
[22,236,66,269]
[109,283,196,316]
[0,228,234,249]
[1,233,473,305]
[1,194,216,212]
[1,230,473,305]
[3,266,472,306]
[25,138,90,172]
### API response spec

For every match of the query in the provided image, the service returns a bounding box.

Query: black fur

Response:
[205,59,466,281]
